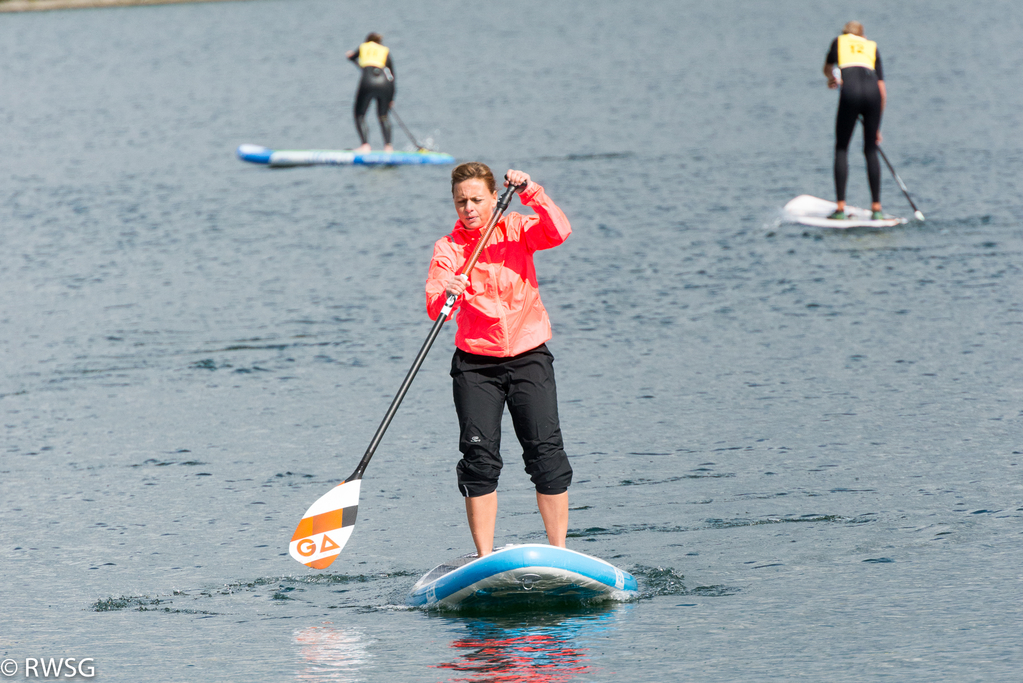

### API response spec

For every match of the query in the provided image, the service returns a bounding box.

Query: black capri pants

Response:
[450,344,573,498]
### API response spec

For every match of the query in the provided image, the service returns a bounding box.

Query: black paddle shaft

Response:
[348,180,521,482]
[856,115,923,219]
[877,146,923,216]
[390,107,429,152]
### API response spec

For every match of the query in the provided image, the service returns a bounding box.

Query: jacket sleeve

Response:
[518,182,572,253]
[426,237,458,320]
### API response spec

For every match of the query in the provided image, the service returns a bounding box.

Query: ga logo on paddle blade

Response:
[288,480,361,569]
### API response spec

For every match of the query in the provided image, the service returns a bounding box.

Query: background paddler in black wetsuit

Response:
[346,33,395,153]
[824,21,887,220]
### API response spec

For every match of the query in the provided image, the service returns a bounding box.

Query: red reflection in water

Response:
[435,633,590,683]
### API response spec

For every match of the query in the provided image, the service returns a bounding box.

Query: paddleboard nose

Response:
[237,144,272,164]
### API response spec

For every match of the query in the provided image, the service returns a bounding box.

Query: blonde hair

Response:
[451,162,496,194]
[842,21,864,37]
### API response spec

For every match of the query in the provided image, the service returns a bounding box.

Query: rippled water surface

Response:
[2,0,1021,681]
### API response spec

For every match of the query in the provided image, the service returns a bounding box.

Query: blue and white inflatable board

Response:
[408,544,639,609]
[784,194,906,228]
[237,144,454,167]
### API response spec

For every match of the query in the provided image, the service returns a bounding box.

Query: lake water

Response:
[1,0,1021,681]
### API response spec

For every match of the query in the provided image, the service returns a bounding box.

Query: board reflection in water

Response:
[294,624,372,682]
[433,607,625,683]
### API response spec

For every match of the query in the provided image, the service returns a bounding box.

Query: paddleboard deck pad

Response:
[783,194,906,228]
[408,544,639,610]
[237,144,455,167]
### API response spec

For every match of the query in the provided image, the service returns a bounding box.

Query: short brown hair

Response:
[451,162,496,194]
[365,32,383,44]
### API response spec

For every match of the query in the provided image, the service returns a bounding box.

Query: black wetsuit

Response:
[827,38,884,203]
[348,45,395,146]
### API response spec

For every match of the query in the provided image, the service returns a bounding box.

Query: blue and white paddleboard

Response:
[408,544,639,610]
[784,194,906,228]
[237,144,455,167]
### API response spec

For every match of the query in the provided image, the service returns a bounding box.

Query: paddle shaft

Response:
[347,181,522,481]
[855,115,924,220]
[877,146,924,219]
[390,106,429,151]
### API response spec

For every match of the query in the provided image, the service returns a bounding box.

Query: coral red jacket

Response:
[426,182,571,357]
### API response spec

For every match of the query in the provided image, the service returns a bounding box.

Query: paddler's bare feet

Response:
[384,144,394,152]
[355,143,371,153]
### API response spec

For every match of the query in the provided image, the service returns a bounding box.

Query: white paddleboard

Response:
[408,544,638,610]
[783,195,906,228]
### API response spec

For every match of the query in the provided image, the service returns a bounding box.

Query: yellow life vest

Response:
[357,42,389,69]
[836,33,877,70]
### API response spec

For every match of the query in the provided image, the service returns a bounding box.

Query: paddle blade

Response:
[289,479,361,569]
[914,210,925,221]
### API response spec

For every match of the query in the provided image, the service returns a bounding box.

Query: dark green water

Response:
[1,0,1021,680]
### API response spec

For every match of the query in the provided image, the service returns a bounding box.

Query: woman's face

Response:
[452,178,497,231]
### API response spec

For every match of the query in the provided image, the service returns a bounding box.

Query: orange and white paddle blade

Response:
[289,479,361,569]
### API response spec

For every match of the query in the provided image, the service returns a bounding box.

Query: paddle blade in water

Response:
[288,479,361,569]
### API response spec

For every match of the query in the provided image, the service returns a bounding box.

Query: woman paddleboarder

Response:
[426,163,574,558]
[346,33,395,153]
[824,20,887,220]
